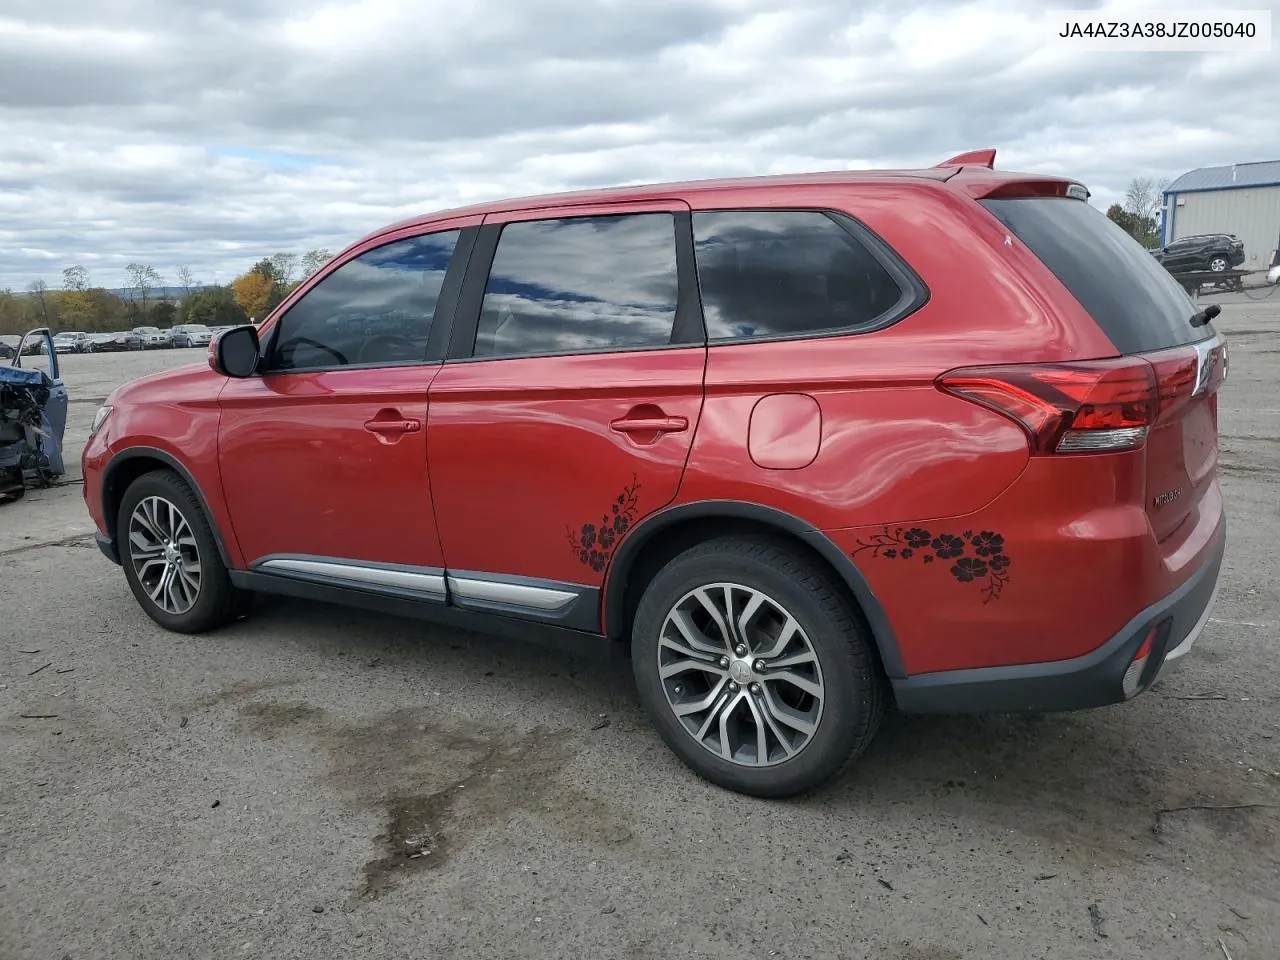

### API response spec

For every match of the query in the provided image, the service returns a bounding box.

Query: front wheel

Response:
[117,469,251,633]
[1208,255,1229,273]
[631,536,884,797]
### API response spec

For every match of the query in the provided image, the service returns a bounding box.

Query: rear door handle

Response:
[610,415,689,435]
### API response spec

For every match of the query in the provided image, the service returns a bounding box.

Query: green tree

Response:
[184,285,249,327]
[1107,203,1157,248]
[149,301,178,327]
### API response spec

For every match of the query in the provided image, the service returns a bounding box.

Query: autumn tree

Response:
[176,265,196,297]
[0,288,25,336]
[232,270,276,320]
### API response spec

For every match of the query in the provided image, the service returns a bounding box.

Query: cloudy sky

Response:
[1,0,1275,291]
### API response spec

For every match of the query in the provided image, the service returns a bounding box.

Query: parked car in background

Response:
[82,150,1228,798]
[88,331,144,352]
[0,337,17,360]
[170,324,213,348]
[132,326,172,349]
[52,332,95,354]
[1153,234,1246,274]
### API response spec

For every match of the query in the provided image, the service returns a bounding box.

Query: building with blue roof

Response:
[1161,160,1280,271]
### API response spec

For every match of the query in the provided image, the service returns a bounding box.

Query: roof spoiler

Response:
[936,149,996,169]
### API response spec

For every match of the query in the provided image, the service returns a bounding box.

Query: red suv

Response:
[82,149,1228,797]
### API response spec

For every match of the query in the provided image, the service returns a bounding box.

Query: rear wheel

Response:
[1208,254,1229,272]
[630,536,884,797]
[117,470,250,633]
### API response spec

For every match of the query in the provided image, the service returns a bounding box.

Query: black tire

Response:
[117,469,251,633]
[1208,255,1228,273]
[630,535,885,798]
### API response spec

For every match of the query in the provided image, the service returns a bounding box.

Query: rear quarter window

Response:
[981,197,1211,355]
[691,210,925,342]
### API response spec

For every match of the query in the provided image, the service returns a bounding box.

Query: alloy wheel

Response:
[1209,256,1228,272]
[658,582,825,767]
[127,495,202,615]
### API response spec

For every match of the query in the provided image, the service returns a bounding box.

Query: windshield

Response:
[980,196,1211,354]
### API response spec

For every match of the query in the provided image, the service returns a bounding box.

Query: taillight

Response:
[938,357,1158,454]
[938,340,1224,456]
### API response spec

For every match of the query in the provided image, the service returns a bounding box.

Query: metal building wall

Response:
[1171,185,1280,269]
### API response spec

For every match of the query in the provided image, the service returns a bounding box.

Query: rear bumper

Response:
[892,519,1225,713]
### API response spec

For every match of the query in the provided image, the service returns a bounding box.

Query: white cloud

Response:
[0,0,1275,290]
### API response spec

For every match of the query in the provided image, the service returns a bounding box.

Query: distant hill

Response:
[106,285,212,301]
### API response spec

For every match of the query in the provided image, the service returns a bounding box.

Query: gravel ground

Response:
[2,300,1278,960]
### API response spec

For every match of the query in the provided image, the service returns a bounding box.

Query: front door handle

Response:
[364,411,421,441]
[610,415,689,435]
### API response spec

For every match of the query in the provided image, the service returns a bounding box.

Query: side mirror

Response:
[210,325,260,378]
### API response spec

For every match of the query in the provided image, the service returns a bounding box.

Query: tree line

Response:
[0,249,332,337]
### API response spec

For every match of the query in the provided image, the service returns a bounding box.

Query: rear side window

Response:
[980,197,1207,354]
[692,210,915,341]
[474,213,679,358]
[268,230,460,371]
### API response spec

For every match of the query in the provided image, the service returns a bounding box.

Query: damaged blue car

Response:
[0,329,68,503]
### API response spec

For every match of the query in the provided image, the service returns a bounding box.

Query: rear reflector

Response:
[937,341,1219,455]
[1122,627,1157,699]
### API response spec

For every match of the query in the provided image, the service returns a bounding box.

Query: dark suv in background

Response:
[1153,233,1245,274]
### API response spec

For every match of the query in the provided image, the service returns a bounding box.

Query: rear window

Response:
[980,197,1210,355]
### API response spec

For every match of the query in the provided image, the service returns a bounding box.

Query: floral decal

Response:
[567,475,641,573]
[852,526,1012,603]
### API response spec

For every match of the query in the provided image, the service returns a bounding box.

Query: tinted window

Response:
[981,197,1208,354]
[692,210,907,341]
[268,230,459,371]
[474,214,678,358]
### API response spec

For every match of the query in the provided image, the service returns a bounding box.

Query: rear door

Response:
[426,202,706,627]
[981,197,1226,548]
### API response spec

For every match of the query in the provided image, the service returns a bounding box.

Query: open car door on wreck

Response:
[1,328,68,503]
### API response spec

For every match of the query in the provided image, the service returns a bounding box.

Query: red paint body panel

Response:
[82,362,242,565]
[217,365,443,568]
[824,458,1225,675]
[427,348,706,584]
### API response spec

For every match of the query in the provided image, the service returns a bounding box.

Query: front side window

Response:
[267,230,460,372]
[692,210,909,341]
[473,213,679,358]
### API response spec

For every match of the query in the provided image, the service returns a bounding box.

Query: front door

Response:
[426,203,706,626]
[218,222,475,597]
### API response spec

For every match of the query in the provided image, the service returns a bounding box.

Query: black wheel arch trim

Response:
[604,499,906,678]
[100,446,235,569]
